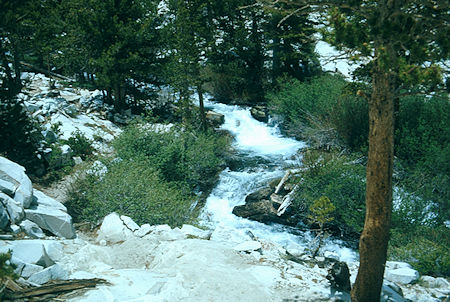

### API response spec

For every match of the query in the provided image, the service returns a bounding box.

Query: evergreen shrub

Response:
[64,130,94,160]
[268,75,368,151]
[292,150,366,237]
[66,159,194,227]
[113,124,229,191]
[395,94,449,165]
[66,123,230,226]
[269,75,346,130]
[0,251,17,282]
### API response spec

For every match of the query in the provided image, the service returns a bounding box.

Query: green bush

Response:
[113,124,229,191]
[389,226,450,277]
[64,130,94,160]
[395,94,449,165]
[66,159,195,227]
[66,124,230,227]
[292,150,366,236]
[330,94,368,152]
[392,188,438,231]
[0,251,17,282]
[394,94,450,226]
[268,75,346,132]
[268,75,368,151]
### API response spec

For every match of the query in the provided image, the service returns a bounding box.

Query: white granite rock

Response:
[32,190,67,212]
[180,224,212,240]
[41,240,64,262]
[151,228,186,242]
[0,156,33,208]
[19,220,45,238]
[420,276,450,289]
[60,144,73,166]
[324,250,340,260]
[0,202,9,230]
[23,101,41,113]
[65,104,79,117]
[10,241,55,268]
[25,202,76,239]
[386,261,412,270]
[151,224,172,233]
[42,129,58,143]
[0,192,25,224]
[0,178,15,196]
[73,156,83,165]
[10,224,21,234]
[97,212,133,244]
[120,215,139,231]
[28,263,69,285]
[385,267,420,284]
[233,241,262,252]
[20,263,44,278]
[134,223,152,237]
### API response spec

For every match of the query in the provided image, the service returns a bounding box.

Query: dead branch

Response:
[277,184,300,216]
[277,5,310,27]
[20,62,73,81]
[3,278,108,301]
[275,170,291,194]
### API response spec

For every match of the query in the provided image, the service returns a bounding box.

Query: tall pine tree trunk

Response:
[351,60,394,301]
[197,85,207,132]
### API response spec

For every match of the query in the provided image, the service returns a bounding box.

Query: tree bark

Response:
[197,85,207,132]
[351,63,394,301]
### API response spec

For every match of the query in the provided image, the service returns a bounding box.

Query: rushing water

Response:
[200,100,356,262]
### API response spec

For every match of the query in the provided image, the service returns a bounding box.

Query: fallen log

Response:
[277,183,300,216]
[3,278,107,301]
[274,170,291,194]
[274,168,306,194]
[20,62,73,81]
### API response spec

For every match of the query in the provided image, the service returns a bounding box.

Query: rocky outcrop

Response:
[0,156,33,208]
[385,261,420,285]
[0,192,25,224]
[18,73,122,172]
[232,185,297,226]
[250,105,269,123]
[0,156,76,239]
[25,201,76,239]
[232,199,294,225]
[206,110,225,127]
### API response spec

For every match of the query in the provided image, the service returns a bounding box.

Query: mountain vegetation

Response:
[1,0,448,300]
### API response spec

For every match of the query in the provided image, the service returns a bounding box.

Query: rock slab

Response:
[0,156,33,208]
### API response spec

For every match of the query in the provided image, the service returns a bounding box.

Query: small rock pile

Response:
[17,73,123,173]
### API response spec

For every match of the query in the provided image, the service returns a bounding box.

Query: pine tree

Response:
[61,0,163,111]
[165,0,216,129]
[261,1,449,300]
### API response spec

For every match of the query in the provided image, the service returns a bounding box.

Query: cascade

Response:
[200,100,355,262]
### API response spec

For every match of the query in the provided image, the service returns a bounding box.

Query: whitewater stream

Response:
[200,101,356,262]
